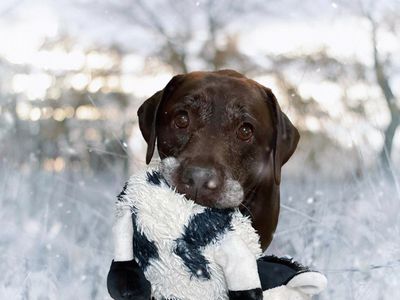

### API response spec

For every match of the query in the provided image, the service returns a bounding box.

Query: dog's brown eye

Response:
[237,123,254,141]
[174,111,189,128]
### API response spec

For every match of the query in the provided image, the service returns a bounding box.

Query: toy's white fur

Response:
[263,286,309,300]
[214,235,261,291]
[113,209,134,261]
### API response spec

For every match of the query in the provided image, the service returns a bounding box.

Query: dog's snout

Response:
[181,166,221,192]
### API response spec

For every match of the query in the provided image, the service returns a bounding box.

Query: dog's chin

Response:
[173,184,243,209]
[215,178,243,209]
[159,157,244,209]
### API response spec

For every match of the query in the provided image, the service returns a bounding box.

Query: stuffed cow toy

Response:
[107,162,327,300]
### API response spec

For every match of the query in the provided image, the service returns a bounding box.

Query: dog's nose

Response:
[181,166,221,192]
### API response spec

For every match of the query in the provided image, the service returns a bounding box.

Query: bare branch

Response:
[367,15,399,116]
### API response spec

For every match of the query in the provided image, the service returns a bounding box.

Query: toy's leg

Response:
[257,256,327,299]
[214,235,263,300]
[108,206,152,299]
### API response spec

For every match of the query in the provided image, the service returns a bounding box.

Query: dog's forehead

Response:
[170,73,264,104]
[182,71,260,94]
[167,72,271,123]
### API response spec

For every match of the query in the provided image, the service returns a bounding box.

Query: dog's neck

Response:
[241,182,280,251]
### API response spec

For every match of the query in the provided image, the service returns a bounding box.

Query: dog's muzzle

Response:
[160,157,243,208]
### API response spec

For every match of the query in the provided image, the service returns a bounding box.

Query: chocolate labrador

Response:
[138,69,299,249]
[107,70,300,299]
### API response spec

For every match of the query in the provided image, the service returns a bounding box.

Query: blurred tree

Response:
[0,58,26,163]
[259,0,400,173]
[330,0,400,170]
[255,50,370,176]
[87,0,263,72]
[0,35,134,177]
[366,13,399,169]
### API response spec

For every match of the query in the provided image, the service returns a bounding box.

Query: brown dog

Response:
[137,69,299,250]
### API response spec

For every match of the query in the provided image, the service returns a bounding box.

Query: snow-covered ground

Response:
[0,162,116,299]
[270,172,400,299]
[1,157,399,299]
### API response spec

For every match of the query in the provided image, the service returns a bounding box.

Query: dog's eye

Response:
[174,111,189,128]
[237,123,254,141]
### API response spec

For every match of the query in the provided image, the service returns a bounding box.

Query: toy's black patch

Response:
[257,255,310,290]
[174,208,234,279]
[146,170,170,187]
[117,182,129,202]
[259,255,309,273]
[174,239,210,279]
[228,288,263,300]
[132,211,159,270]
[146,171,162,185]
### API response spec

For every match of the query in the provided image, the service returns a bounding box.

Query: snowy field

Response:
[1,156,399,300]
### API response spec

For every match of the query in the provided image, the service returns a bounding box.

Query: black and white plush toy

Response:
[108,162,327,300]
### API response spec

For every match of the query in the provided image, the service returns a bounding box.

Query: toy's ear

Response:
[137,75,185,164]
[263,88,300,185]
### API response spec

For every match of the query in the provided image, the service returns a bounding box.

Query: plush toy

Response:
[107,164,327,300]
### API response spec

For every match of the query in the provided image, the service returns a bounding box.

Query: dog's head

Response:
[138,70,299,208]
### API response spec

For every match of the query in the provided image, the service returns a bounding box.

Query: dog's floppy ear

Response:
[137,75,184,164]
[264,88,300,185]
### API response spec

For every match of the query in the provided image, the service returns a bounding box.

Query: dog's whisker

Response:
[244,181,260,199]
[239,202,254,219]
[157,149,168,159]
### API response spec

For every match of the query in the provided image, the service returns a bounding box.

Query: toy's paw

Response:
[107,260,151,300]
[286,271,327,296]
[228,288,263,300]
[262,271,327,300]
[263,285,309,300]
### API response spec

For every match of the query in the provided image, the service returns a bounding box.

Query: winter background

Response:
[1,0,399,299]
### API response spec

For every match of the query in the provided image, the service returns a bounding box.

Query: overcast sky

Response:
[1,0,398,64]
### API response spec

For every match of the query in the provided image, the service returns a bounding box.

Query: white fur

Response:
[113,208,134,261]
[263,286,311,300]
[214,234,261,291]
